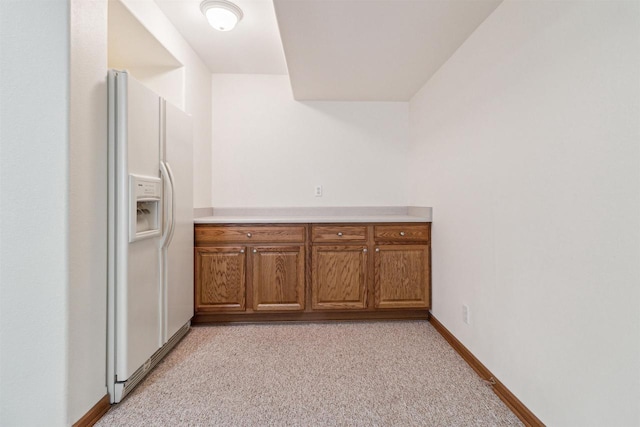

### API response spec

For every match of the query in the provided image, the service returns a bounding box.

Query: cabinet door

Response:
[195,246,246,312]
[374,245,430,309]
[312,245,368,310]
[251,246,305,311]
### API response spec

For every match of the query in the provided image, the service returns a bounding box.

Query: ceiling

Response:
[154,0,288,74]
[154,0,502,101]
[274,0,502,101]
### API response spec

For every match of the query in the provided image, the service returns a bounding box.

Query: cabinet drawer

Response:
[196,225,305,244]
[374,224,430,242]
[311,225,367,242]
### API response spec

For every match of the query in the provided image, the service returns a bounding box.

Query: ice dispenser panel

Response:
[129,174,162,242]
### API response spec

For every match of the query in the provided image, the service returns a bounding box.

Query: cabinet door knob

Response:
[400,231,405,236]
[247,232,252,238]
[240,249,245,253]
[363,248,367,253]
[337,232,343,237]
[253,249,257,253]
[375,248,380,252]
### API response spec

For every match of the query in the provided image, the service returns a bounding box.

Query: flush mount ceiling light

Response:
[200,0,243,32]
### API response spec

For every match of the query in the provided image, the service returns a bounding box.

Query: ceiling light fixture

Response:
[200,0,243,32]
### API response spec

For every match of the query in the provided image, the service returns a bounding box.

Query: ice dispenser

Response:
[129,174,162,242]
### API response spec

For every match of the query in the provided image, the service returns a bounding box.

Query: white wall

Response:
[108,0,185,109]
[1,1,110,425]
[118,0,212,208]
[212,74,409,207]
[408,1,640,425]
[68,0,109,423]
[0,1,71,425]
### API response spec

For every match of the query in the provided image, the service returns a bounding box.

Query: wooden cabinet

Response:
[195,246,246,311]
[251,246,305,311]
[194,222,430,322]
[374,245,430,309]
[310,224,368,310]
[373,224,430,309]
[194,225,306,315]
[311,245,368,310]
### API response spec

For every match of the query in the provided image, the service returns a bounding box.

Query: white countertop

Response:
[194,215,430,224]
[193,206,432,224]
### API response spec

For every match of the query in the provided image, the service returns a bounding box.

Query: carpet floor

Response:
[97,321,522,426]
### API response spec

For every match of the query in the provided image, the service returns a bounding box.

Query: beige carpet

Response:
[97,321,522,426]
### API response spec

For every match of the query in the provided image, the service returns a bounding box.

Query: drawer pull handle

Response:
[253,249,257,253]
[240,249,244,253]
[247,233,252,238]
[400,231,406,236]
[337,232,343,237]
[375,248,380,252]
[363,248,367,253]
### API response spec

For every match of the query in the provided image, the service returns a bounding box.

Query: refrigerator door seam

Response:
[165,161,177,246]
[159,162,173,250]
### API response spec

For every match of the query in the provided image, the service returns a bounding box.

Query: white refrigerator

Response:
[107,70,193,403]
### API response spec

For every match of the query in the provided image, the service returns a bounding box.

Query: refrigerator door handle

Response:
[159,162,173,249]
[165,162,177,246]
